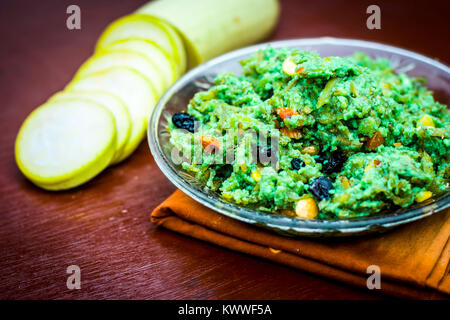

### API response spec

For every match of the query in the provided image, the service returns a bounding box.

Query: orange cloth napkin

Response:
[152,190,450,299]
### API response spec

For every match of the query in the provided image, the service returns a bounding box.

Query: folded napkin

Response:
[152,190,450,299]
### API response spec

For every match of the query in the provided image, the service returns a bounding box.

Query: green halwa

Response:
[169,47,449,219]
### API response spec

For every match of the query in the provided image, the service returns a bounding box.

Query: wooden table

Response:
[1,0,448,299]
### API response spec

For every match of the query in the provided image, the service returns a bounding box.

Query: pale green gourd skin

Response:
[170,47,449,219]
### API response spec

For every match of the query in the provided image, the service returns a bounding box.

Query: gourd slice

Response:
[105,39,177,87]
[96,14,186,75]
[49,90,131,163]
[15,99,116,189]
[68,67,156,163]
[74,50,163,97]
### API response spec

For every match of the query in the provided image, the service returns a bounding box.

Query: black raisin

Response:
[291,157,304,170]
[321,150,347,174]
[308,176,333,200]
[315,155,326,164]
[172,112,195,133]
[215,164,233,179]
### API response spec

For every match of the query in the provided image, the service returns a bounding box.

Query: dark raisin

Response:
[308,176,333,200]
[172,112,195,133]
[321,150,347,174]
[315,155,326,164]
[215,164,233,179]
[291,157,304,170]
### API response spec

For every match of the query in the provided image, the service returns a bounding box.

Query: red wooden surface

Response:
[0,0,448,299]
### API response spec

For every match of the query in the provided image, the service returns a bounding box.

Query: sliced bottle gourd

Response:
[105,39,177,87]
[74,49,164,97]
[48,90,131,163]
[137,0,280,67]
[67,67,156,163]
[15,99,116,190]
[96,14,186,76]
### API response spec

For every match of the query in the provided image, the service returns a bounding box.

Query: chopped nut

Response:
[280,127,301,139]
[251,169,261,182]
[340,176,351,189]
[364,159,381,172]
[301,145,319,155]
[201,136,220,152]
[333,193,350,203]
[276,107,299,119]
[366,131,384,150]
[415,191,432,203]
[295,198,319,219]
[417,114,435,128]
[282,58,298,75]
[337,135,353,146]
[222,193,233,200]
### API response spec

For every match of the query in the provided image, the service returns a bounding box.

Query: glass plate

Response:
[148,37,450,237]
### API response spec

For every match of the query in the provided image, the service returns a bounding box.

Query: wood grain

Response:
[0,0,448,299]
